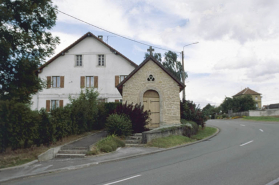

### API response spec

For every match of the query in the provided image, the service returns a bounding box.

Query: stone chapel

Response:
[116,55,185,129]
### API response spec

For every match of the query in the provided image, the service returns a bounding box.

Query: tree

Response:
[0,0,59,103]
[145,51,188,82]
[220,95,256,113]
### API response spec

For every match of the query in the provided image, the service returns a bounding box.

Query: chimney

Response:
[98,35,103,40]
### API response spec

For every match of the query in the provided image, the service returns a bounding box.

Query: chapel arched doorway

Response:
[143,90,160,128]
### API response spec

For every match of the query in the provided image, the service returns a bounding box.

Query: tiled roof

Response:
[233,87,261,97]
[36,32,138,73]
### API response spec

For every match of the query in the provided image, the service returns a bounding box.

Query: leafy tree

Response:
[0,0,59,103]
[202,103,221,118]
[220,95,256,113]
[145,51,188,82]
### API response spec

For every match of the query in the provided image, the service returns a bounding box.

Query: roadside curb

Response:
[0,127,220,183]
[0,160,39,171]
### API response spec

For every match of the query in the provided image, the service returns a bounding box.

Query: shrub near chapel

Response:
[113,102,150,133]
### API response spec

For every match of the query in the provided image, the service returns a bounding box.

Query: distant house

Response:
[232,87,262,109]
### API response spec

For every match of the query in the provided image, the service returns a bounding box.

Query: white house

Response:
[31,32,137,111]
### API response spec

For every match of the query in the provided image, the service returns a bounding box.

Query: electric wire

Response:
[57,10,180,53]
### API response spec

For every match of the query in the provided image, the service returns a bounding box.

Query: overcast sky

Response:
[50,0,279,108]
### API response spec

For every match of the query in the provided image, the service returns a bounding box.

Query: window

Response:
[147,74,155,81]
[120,75,127,82]
[51,100,59,110]
[86,76,94,88]
[52,76,60,88]
[255,103,258,108]
[255,96,258,100]
[98,55,105,66]
[76,55,82,66]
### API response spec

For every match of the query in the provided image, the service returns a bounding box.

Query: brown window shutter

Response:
[115,76,119,87]
[47,76,51,89]
[60,76,64,88]
[80,76,85,88]
[59,100,63,108]
[115,100,119,103]
[46,100,50,112]
[94,76,98,88]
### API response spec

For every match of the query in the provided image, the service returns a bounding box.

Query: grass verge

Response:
[243,116,279,122]
[87,135,125,156]
[0,131,97,169]
[147,126,217,148]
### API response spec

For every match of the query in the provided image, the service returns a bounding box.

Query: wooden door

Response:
[143,90,160,128]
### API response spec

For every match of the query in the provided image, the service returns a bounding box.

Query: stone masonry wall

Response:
[122,60,181,125]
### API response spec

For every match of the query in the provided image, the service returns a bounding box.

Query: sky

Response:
[49,0,279,108]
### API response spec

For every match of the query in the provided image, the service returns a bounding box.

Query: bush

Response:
[96,135,125,153]
[106,114,132,136]
[114,102,150,133]
[0,100,39,151]
[181,119,199,137]
[38,109,55,146]
[51,106,72,141]
[96,102,121,130]
[69,89,99,133]
[181,100,207,128]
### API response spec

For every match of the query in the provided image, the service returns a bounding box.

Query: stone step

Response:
[58,150,88,154]
[134,133,143,136]
[56,153,86,158]
[126,135,142,140]
[125,144,145,147]
[60,146,88,150]
[125,139,142,144]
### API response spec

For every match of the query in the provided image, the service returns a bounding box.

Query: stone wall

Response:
[122,60,181,125]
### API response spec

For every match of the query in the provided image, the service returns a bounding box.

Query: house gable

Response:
[37,32,137,73]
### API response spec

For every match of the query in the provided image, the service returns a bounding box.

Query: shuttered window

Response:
[51,100,59,110]
[86,76,94,88]
[81,76,98,88]
[47,76,64,88]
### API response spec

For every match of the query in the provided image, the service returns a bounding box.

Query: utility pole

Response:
[182,50,185,101]
[182,42,199,101]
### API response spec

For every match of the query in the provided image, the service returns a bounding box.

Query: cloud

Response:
[50,0,279,107]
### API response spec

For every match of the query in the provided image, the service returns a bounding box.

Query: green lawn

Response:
[243,116,279,122]
[147,126,217,148]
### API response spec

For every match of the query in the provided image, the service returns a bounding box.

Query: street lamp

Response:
[182,42,199,101]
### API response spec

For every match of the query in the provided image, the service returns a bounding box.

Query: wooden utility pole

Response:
[182,51,185,101]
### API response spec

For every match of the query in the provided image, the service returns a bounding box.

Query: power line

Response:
[57,10,180,53]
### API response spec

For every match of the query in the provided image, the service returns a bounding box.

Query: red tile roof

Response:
[233,87,261,97]
[37,32,138,73]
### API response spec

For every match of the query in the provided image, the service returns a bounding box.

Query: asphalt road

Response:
[5,119,279,185]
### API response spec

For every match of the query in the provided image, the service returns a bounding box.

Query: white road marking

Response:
[240,140,254,146]
[103,175,141,185]
[260,129,264,132]
[240,124,246,126]
[266,176,279,185]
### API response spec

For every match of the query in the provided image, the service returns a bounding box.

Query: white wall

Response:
[31,36,135,110]
[249,109,279,116]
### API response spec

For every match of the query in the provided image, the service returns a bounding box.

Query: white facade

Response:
[31,33,136,111]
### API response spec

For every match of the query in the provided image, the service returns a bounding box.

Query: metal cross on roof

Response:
[147,46,154,56]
